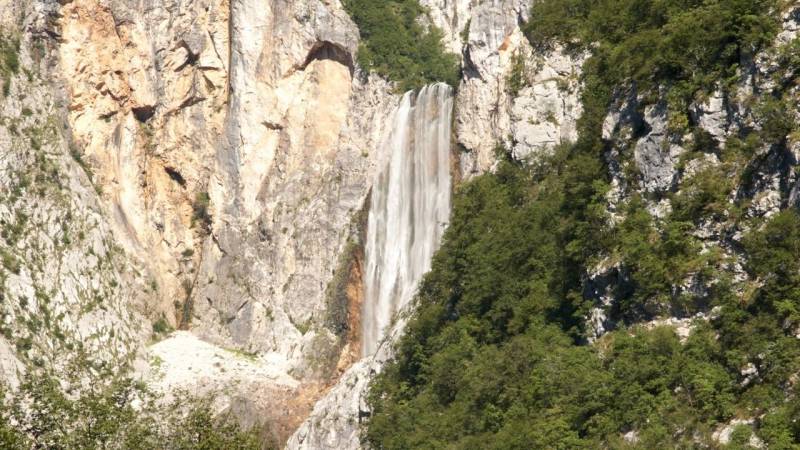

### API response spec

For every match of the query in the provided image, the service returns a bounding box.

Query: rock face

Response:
[285,358,374,450]
[56,0,397,375]
[633,102,686,193]
[3,0,398,441]
[286,308,409,450]
[0,0,151,389]
[50,0,408,438]
[442,0,583,174]
[5,0,798,447]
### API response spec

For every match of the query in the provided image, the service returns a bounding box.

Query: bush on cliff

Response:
[343,0,460,91]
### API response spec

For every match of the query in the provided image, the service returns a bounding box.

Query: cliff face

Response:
[2,0,398,441]
[0,0,151,389]
[56,0,397,371]
[53,0,407,439]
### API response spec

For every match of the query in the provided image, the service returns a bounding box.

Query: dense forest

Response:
[366,0,800,448]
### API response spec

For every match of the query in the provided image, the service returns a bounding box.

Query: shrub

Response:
[524,0,780,102]
[152,316,173,335]
[0,32,20,97]
[343,0,459,91]
[191,191,211,233]
[0,360,266,450]
[506,53,527,97]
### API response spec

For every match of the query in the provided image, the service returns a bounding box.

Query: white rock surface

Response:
[286,310,409,450]
[419,0,476,54]
[509,51,582,161]
[633,103,685,193]
[449,0,583,174]
[55,0,398,376]
[143,331,298,411]
[285,358,375,450]
[712,418,764,448]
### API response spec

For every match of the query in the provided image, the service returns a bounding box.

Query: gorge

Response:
[0,0,800,449]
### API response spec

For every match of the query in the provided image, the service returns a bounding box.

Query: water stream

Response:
[361,83,453,357]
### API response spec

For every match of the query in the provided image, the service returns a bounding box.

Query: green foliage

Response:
[367,147,800,446]
[525,0,780,102]
[742,210,800,331]
[343,0,459,91]
[613,197,708,318]
[191,191,212,234]
[366,0,800,436]
[754,94,795,143]
[506,53,527,97]
[152,315,174,336]
[0,359,267,450]
[671,164,735,224]
[0,248,20,274]
[0,31,20,97]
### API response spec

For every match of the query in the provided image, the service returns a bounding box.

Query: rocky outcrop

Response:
[286,308,410,450]
[429,0,584,174]
[633,102,686,193]
[285,358,374,450]
[58,0,231,323]
[419,0,476,54]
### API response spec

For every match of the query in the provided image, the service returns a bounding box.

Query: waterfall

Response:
[361,83,453,357]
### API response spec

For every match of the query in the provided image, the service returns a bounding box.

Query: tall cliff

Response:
[2,0,401,443]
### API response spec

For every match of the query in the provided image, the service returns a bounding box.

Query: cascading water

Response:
[361,83,453,357]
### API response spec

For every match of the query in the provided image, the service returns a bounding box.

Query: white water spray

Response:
[361,83,453,357]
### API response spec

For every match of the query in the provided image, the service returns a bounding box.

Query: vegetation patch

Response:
[524,0,780,103]
[0,361,267,449]
[343,0,459,91]
[191,191,211,234]
[0,31,20,97]
[365,1,800,448]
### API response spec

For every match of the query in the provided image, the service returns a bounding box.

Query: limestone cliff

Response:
[0,0,151,391]
[56,0,397,370]
[2,0,399,442]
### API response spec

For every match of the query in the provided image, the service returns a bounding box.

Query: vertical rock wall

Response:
[55,0,399,376]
